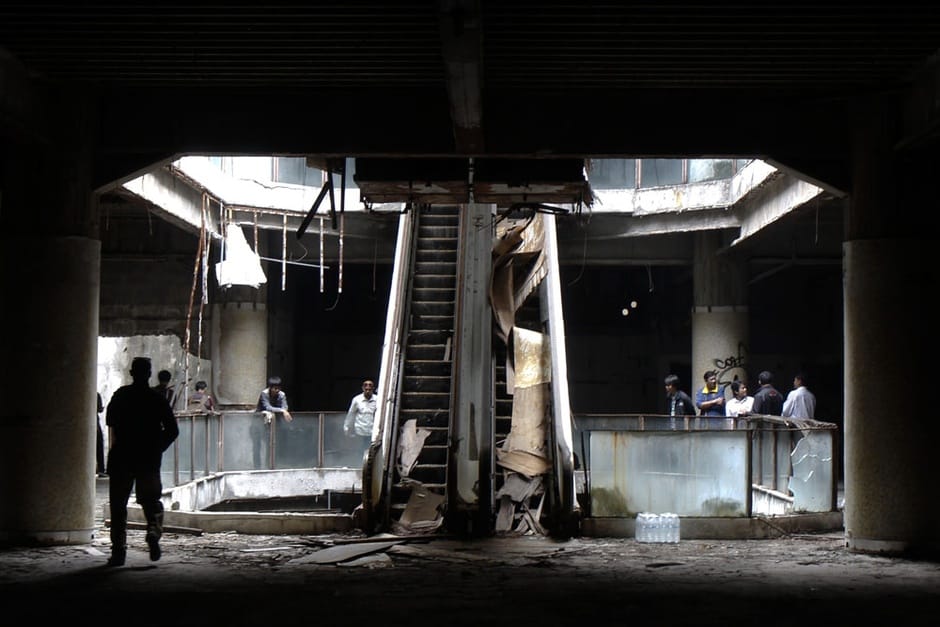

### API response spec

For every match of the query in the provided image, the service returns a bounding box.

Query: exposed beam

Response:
[439,0,485,154]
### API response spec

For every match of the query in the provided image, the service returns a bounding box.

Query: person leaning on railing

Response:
[187,380,217,414]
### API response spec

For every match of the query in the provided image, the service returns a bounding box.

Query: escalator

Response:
[383,206,459,534]
[364,205,579,538]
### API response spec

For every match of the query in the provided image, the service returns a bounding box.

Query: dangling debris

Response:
[215,223,267,288]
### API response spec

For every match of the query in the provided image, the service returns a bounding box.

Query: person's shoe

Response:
[146,534,161,562]
[106,552,126,567]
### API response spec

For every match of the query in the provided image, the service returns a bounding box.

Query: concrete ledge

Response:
[128,508,354,535]
[581,511,844,540]
[121,469,361,535]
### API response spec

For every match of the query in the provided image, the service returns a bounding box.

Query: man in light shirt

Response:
[726,380,754,417]
[782,372,816,419]
[345,379,377,456]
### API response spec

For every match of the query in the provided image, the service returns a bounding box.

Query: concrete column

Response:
[0,96,99,545]
[843,240,935,554]
[690,231,749,394]
[0,237,100,544]
[843,95,938,555]
[211,295,268,407]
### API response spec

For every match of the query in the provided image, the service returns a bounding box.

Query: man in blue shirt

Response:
[695,370,726,420]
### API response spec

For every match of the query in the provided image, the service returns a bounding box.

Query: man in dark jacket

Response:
[751,370,784,415]
[664,374,696,429]
[105,356,179,567]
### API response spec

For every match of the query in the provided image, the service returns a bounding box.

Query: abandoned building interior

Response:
[1,4,938,610]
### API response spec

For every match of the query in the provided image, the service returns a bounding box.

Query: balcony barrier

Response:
[160,410,367,488]
[573,413,838,518]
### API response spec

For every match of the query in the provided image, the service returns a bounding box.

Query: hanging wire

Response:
[181,192,209,409]
[567,224,589,287]
[196,198,211,383]
[319,215,325,293]
[281,213,287,292]
[372,237,378,297]
[325,210,344,311]
[253,210,259,253]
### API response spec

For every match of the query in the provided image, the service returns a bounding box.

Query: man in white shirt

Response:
[782,372,816,419]
[726,380,754,418]
[345,379,378,455]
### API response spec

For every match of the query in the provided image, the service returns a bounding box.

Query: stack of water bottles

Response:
[635,512,681,543]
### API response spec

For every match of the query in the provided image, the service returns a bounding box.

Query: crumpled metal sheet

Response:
[513,327,551,388]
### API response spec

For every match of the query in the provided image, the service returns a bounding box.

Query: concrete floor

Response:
[0,476,937,626]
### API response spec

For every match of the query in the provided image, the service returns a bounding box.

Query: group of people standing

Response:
[665,369,816,420]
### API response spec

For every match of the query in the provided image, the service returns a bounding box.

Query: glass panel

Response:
[191,415,209,479]
[275,157,324,186]
[639,159,683,188]
[221,411,269,471]
[688,159,733,183]
[342,157,358,190]
[160,446,176,488]
[323,411,370,468]
[208,414,221,473]
[177,417,193,482]
[586,159,636,189]
[589,430,748,516]
[789,430,834,512]
[273,412,319,469]
[734,158,753,172]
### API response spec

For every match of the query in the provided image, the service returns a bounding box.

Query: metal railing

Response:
[574,413,838,517]
[161,410,368,488]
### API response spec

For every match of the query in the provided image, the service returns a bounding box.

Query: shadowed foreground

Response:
[1,479,938,625]
[2,526,939,626]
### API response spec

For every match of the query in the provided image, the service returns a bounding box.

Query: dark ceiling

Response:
[1,2,938,194]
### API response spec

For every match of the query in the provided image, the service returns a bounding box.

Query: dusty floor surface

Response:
[1,478,938,626]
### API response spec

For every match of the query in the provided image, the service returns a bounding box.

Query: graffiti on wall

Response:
[712,342,749,388]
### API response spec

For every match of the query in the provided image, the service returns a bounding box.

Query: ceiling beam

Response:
[439,0,485,155]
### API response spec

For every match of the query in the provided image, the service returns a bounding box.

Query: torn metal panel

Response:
[398,418,431,478]
[287,540,402,565]
[497,380,551,478]
[495,495,515,532]
[496,449,552,477]
[393,481,445,535]
[495,474,543,502]
[490,256,516,346]
[512,328,551,389]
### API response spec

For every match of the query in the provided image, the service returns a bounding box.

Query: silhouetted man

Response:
[106,357,179,566]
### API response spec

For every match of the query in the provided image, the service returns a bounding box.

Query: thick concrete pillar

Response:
[691,231,749,396]
[843,96,938,555]
[211,287,268,407]
[0,97,99,545]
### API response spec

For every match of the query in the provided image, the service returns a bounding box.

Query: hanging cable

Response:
[325,209,344,311]
[182,193,209,409]
[319,215,325,293]
[281,213,287,291]
[567,224,588,287]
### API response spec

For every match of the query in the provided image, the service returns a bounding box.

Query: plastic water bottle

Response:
[662,512,680,543]
[635,512,651,542]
